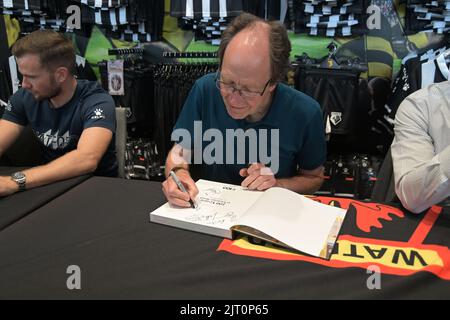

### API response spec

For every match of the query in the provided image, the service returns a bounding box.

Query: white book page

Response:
[237,188,347,257]
[151,180,264,233]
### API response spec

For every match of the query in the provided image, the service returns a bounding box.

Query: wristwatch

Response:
[11,172,26,191]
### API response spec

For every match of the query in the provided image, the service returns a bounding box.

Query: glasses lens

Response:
[240,90,259,98]
[218,81,233,93]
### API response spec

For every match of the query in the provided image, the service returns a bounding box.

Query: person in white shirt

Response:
[391,80,450,213]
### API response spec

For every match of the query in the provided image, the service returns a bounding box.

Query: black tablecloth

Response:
[0,177,449,299]
[0,167,90,231]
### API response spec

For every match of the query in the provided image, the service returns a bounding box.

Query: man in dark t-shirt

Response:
[162,13,326,208]
[0,30,117,198]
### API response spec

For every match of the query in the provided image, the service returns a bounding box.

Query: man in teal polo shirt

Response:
[162,13,326,208]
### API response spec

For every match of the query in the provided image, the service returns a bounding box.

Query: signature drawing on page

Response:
[202,188,222,197]
[185,211,237,225]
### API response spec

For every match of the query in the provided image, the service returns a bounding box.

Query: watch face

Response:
[11,172,26,184]
[12,172,26,183]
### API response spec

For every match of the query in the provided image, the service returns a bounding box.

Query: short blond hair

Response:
[12,30,76,73]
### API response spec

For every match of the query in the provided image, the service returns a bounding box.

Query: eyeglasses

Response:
[215,72,271,99]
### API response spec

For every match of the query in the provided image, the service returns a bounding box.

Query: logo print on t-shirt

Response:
[91,108,106,120]
[36,130,71,150]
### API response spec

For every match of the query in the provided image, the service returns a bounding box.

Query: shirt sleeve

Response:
[1,90,28,126]
[391,91,450,213]
[297,104,327,171]
[81,92,116,133]
[172,81,203,150]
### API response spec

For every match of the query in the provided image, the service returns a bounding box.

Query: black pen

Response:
[169,170,197,209]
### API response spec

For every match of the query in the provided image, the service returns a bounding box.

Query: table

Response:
[0,167,90,231]
[0,177,449,299]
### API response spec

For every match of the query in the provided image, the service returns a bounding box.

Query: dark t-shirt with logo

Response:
[173,73,326,185]
[2,80,118,177]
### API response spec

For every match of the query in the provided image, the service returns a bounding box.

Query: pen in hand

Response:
[169,170,197,209]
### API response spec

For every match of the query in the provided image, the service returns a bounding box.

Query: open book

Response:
[150,180,347,259]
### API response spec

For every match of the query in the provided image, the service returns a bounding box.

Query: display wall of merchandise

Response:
[404,0,450,34]
[2,1,450,199]
[169,0,371,46]
[0,0,164,41]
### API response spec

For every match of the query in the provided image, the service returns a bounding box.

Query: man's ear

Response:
[268,82,277,93]
[54,67,70,83]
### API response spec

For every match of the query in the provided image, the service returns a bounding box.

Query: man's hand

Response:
[0,176,19,197]
[240,163,277,191]
[162,169,199,208]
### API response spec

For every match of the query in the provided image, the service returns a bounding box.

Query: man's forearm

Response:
[395,146,450,213]
[165,145,191,178]
[276,175,323,195]
[22,149,98,189]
